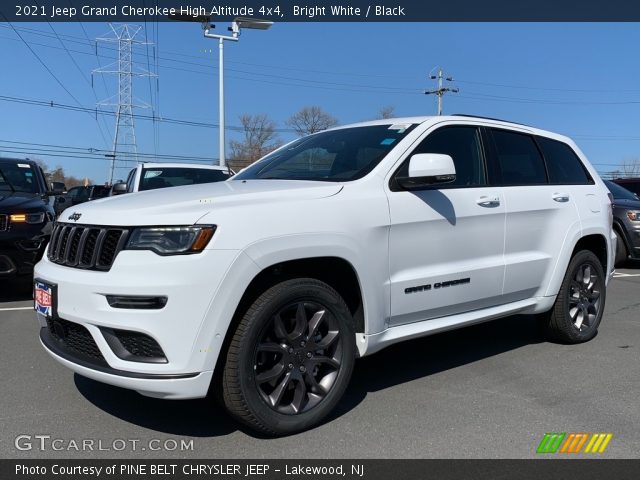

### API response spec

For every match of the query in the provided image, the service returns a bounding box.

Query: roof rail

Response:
[450,114,531,127]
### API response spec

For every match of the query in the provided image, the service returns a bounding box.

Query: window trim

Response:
[388,124,489,192]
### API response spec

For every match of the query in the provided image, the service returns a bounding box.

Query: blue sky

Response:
[1,22,639,183]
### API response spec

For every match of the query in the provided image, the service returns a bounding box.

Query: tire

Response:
[221,278,356,436]
[615,232,628,267]
[539,250,606,344]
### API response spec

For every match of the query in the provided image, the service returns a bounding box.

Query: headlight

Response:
[626,211,640,221]
[10,212,46,224]
[125,226,216,255]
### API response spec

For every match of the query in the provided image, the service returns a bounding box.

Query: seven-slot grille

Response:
[0,214,7,232]
[47,223,129,271]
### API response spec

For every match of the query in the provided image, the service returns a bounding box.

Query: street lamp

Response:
[170,14,272,167]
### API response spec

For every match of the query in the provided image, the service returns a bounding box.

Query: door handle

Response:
[552,193,570,203]
[476,196,500,207]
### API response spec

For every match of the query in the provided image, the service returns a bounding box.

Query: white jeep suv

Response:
[34,116,615,435]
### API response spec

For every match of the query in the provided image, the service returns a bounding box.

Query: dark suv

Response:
[604,180,640,265]
[54,185,111,217]
[0,158,59,277]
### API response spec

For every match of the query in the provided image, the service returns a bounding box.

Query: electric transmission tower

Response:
[93,24,156,184]
[425,67,459,116]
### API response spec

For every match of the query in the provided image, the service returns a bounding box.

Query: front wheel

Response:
[539,250,606,343]
[222,278,355,436]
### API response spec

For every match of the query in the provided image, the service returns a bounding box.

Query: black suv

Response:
[54,184,111,217]
[605,180,640,265]
[0,158,60,277]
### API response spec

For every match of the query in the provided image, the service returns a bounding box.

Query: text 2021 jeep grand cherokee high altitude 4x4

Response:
[34,116,615,435]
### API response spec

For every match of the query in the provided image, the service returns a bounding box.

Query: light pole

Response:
[170,14,272,167]
[204,18,272,167]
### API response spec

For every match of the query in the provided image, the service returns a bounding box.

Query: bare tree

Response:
[621,158,640,177]
[228,114,281,170]
[377,105,396,119]
[286,106,338,136]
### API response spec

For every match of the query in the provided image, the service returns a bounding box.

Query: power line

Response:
[46,21,112,148]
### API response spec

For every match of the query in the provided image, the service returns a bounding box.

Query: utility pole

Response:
[424,67,459,116]
[93,24,156,184]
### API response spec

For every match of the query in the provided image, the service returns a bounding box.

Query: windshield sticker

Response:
[17,163,31,168]
[144,170,162,178]
[380,138,397,146]
[25,172,33,177]
[388,123,411,133]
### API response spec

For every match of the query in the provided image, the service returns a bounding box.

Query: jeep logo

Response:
[68,212,82,222]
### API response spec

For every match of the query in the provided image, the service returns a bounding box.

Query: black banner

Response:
[3,460,640,480]
[0,0,640,22]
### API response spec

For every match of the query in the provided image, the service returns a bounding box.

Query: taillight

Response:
[607,192,614,226]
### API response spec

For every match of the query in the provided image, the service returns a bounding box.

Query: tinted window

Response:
[0,162,39,193]
[395,126,485,187]
[491,129,547,185]
[140,167,231,191]
[234,124,417,182]
[613,180,640,196]
[605,180,638,201]
[536,137,591,185]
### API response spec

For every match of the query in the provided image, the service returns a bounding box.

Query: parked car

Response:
[54,185,111,217]
[611,177,640,196]
[35,116,615,435]
[111,163,233,195]
[604,180,640,265]
[0,158,61,278]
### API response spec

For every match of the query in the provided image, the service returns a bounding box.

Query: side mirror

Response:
[56,197,66,204]
[396,153,456,190]
[111,183,128,195]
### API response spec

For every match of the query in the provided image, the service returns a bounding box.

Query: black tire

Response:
[539,250,606,344]
[615,232,628,267]
[221,278,356,436]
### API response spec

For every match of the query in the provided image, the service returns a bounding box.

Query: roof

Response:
[140,162,229,171]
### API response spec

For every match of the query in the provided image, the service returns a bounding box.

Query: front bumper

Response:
[0,232,48,277]
[34,247,259,399]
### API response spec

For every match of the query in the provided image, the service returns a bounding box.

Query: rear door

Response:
[387,124,506,326]
[487,128,582,301]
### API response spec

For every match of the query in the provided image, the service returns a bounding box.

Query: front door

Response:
[387,125,506,326]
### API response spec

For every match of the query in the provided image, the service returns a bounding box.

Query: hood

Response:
[0,192,46,211]
[59,180,343,226]
[613,198,640,209]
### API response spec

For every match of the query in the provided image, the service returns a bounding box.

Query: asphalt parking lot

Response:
[1,268,639,459]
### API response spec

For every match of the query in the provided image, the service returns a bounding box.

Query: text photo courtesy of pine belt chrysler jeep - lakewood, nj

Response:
[33,115,615,435]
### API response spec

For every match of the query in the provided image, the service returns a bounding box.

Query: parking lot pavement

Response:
[1,268,639,459]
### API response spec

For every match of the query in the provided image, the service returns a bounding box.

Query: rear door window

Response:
[490,129,547,185]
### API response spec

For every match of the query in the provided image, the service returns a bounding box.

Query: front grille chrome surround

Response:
[47,223,129,271]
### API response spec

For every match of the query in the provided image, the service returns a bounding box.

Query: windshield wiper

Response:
[0,169,16,192]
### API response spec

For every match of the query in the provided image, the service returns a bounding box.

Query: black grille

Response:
[46,317,107,366]
[0,214,7,232]
[114,330,166,359]
[48,223,128,271]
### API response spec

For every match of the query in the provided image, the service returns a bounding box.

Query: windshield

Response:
[605,180,638,201]
[140,167,231,191]
[233,124,417,182]
[0,162,39,193]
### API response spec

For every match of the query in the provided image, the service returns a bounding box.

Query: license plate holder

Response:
[34,279,57,319]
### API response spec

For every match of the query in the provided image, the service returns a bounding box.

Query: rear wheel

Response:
[221,278,355,436]
[615,232,628,266]
[539,250,606,343]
